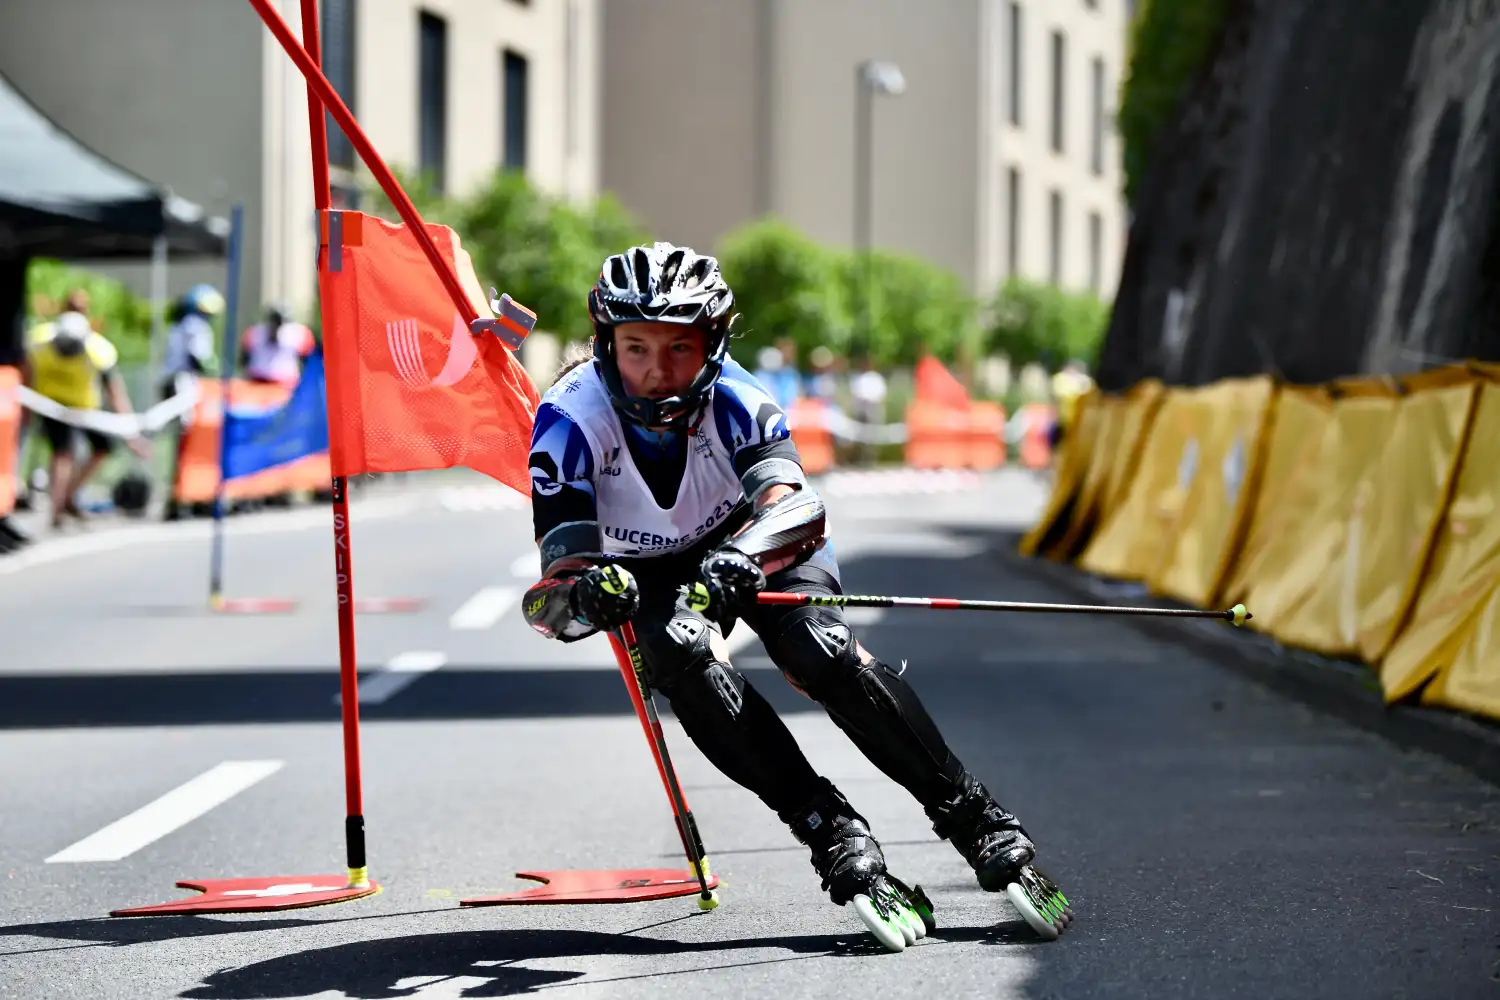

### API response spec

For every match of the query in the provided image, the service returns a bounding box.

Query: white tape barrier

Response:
[18,381,199,439]
[786,404,1051,445]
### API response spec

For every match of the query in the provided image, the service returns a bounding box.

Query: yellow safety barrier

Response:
[1078,388,1195,582]
[1024,362,1500,723]
[1380,377,1500,707]
[1052,394,1126,560]
[1150,377,1276,609]
[1352,369,1480,663]
[1102,380,1166,520]
[1247,381,1400,654]
[1018,390,1098,559]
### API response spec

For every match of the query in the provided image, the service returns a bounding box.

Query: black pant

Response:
[39,415,113,458]
[624,553,966,821]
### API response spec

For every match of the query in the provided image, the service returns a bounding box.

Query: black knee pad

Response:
[637,611,715,688]
[771,607,961,793]
[637,611,745,719]
[766,606,862,698]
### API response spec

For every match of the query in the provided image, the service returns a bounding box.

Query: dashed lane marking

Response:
[46,760,284,863]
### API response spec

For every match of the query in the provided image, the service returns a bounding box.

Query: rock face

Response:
[1099,0,1500,390]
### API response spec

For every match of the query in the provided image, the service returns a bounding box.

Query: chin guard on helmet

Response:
[588,242,736,427]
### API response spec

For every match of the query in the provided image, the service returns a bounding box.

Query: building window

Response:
[322,0,357,170]
[1091,56,1105,176]
[418,11,448,193]
[502,49,529,171]
[1050,30,1066,154]
[1049,190,1063,284]
[1088,211,1102,293]
[1007,2,1023,126]
[1007,167,1021,275]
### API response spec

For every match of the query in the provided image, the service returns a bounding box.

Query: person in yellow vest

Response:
[23,310,149,529]
[1047,361,1094,453]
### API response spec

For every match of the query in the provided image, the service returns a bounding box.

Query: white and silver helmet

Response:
[588,242,735,427]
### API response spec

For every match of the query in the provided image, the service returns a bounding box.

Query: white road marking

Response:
[46,760,284,863]
[724,626,763,657]
[0,494,420,578]
[449,586,519,630]
[509,551,540,579]
[351,651,448,704]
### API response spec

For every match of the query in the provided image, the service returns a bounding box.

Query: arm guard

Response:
[523,555,598,643]
[719,488,827,576]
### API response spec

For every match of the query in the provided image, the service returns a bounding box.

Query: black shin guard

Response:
[663,669,825,816]
[636,607,824,816]
[767,608,965,806]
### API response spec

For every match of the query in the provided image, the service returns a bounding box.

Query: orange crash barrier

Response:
[174,377,331,504]
[1019,403,1056,469]
[904,400,1007,470]
[788,397,836,474]
[0,367,19,516]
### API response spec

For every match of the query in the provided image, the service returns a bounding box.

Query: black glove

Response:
[694,548,766,614]
[570,563,640,630]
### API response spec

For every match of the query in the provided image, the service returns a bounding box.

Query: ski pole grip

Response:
[687,581,713,613]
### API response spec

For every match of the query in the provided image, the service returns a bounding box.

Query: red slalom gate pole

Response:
[607,624,716,906]
[247,0,477,327]
[297,0,367,890]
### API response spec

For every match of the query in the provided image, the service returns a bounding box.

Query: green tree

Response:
[365,167,648,339]
[717,218,851,363]
[986,276,1109,370]
[849,249,981,369]
[1117,0,1231,205]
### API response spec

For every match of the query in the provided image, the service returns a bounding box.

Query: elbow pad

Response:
[523,556,597,642]
[722,489,827,576]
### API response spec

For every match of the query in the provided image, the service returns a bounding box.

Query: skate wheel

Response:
[1006,882,1060,941]
[697,889,720,911]
[852,893,907,953]
[894,904,918,946]
[906,903,927,940]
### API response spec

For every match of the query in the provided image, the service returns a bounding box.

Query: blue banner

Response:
[221,351,330,481]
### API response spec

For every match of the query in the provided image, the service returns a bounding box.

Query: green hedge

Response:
[367,167,648,343]
[720,218,1105,371]
[1117,0,1232,206]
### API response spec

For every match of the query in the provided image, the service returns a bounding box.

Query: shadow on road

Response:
[0,531,1044,731]
[170,924,1034,998]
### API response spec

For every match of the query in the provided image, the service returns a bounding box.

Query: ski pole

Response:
[608,623,718,909]
[751,591,1252,626]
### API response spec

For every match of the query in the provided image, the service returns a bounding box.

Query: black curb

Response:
[986,531,1500,789]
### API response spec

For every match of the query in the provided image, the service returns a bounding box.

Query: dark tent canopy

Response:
[0,68,228,260]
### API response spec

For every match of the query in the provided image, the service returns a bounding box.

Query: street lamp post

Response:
[853,59,905,364]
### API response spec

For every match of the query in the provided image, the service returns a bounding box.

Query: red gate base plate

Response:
[461,869,720,906]
[110,876,380,916]
[210,597,299,615]
[354,597,426,614]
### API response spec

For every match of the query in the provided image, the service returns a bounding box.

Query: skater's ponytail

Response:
[551,341,595,386]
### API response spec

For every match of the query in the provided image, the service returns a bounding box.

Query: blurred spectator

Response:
[806,345,839,402]
[1049,360,1095,451]
[849,355,888,466]
[240,303,316,387]
[752,345,803,410]
[24,310,149,529]
[161,283,225,398]
[160,284,224,520]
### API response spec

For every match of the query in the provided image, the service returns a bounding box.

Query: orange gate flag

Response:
[318,209,540,493]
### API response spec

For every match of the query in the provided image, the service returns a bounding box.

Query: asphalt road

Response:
[1,468,1496,1000]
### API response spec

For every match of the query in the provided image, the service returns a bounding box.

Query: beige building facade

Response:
[0,0,600,325]
[602,0,1130,301]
